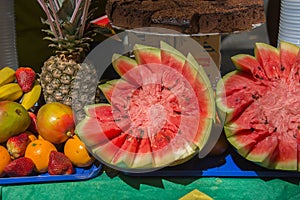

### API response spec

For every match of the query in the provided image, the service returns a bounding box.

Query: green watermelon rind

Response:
[215,70,237,120]
[84,103,111,117]
[98,80,116,103]
[112,53,138,78]
[231,54,258,73]
[186,53,216,119]
[217,41,300,172]
[279,41,300,58]
[158,42,215,151]
[133,44,161,65]
[254,42,280,59]
[80,42,216,170]
[76,116,105,149]
[160,41,186,60]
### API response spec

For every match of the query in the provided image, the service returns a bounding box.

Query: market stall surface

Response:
[1,171,300,200]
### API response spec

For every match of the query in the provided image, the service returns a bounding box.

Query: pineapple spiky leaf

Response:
[38,0,101,121]
[57,0,75,21]
[38,0,95,57]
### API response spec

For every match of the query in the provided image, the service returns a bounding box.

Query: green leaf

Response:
[56,0,66,7]
[62,22,76,35]
[42,29,56,36]
[57,0,75,21]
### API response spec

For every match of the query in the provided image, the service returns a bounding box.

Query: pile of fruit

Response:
[0,67,94,178]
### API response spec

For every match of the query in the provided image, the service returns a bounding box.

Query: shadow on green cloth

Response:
[102,165,203,190]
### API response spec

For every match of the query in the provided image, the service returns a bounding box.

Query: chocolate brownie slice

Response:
[106,0,265,34]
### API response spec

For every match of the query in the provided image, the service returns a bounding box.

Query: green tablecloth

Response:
[1,172,300,200]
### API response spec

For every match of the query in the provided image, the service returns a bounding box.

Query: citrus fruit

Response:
[36,102,75,144]
[25,139,57,173]
[64,135,94,167]
[0,145,11,176]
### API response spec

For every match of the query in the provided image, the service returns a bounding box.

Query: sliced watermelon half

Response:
[217,41,300,171]
[76,42,215,172]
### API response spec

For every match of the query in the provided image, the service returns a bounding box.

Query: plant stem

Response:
[70,0,83,24]
[53,0,60,11]
[48,0,63,38]
[37,0,58,38]
[79,0,91,38]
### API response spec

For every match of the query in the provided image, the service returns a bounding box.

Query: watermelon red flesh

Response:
[76,116,122,148]
[254,43,281,81]
[84,103,131,132]
[91,133,128,164]
[269,132,298,170]
[182,53,215,119]
[98,79,136,104]
[231,54,268,81]
[131,138,154,169]
[218,41,300,171]
[111,134,139,167]
[79,42,214,170]
[216,71,267,122]
[279,42,299,79]
[245,135,278,167]
[226,129,271,157]
[111,64,201,167]
[160,41,186,73]
[134,44,161,65]
[112,54,137,78]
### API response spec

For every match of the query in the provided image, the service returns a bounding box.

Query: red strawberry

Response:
[48,151,74,175]
[6,132,30,158]
[15,67,36,92]
[27,112,38,134]
[4,157,34,177]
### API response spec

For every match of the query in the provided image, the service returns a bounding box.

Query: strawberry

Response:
[4,157,35,177]
[27,112,38,134]
[15,67,36,93]
[6,132,30,158]
[48,151,74,175]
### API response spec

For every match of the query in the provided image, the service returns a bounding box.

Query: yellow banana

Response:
[21,81,42,110]
[0,83,23,101]
[0,67,15,87]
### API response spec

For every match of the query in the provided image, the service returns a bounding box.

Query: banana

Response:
[0,83,23,101]
[21,81,42,110]
[0,67,15,87]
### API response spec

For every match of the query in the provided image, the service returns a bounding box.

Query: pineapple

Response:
[37,0,99,121]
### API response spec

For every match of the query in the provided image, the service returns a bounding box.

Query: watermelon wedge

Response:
[216,41,300,171]
[76,42,215,172]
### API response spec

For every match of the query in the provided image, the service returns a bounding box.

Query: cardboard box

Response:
[191,34,221,69]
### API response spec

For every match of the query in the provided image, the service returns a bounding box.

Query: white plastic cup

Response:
[281,1,300,6]
[0,0,19,69]
[278,0,300,46]
[279,19,300,27]
[279,31,300,39]
[278,36,300,46]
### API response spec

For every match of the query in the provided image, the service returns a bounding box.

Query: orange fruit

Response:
[25,139,57,173]
[64,135,94,167]
[0,145,11,177]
